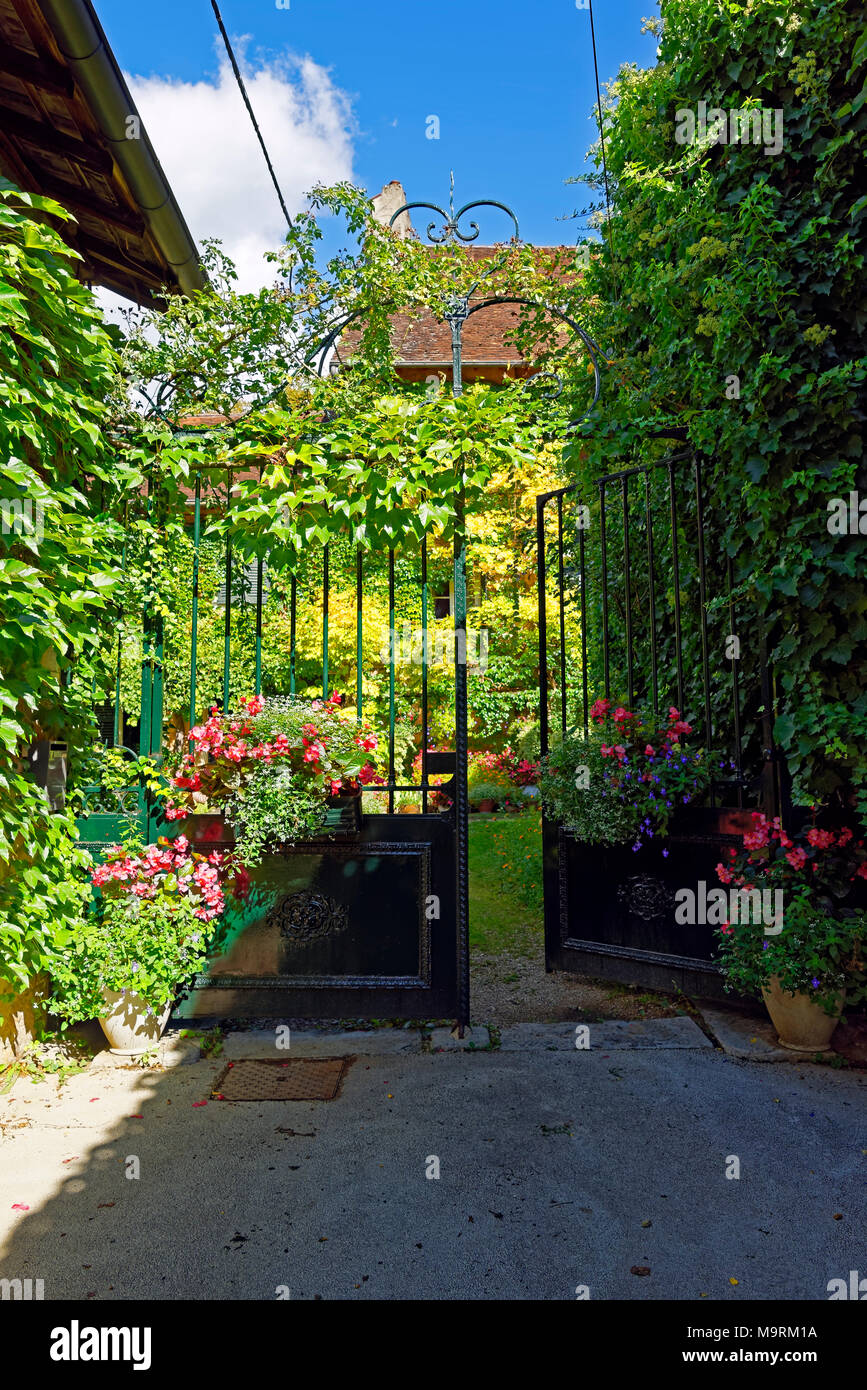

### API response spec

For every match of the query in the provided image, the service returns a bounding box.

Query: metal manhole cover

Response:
[211,1057,354,1102]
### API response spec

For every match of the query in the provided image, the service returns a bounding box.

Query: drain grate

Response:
[211,1057,354,1102]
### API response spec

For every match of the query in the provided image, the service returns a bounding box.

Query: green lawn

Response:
[468,810,543,955]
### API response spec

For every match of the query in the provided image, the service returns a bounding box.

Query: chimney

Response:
[372,180,413,238]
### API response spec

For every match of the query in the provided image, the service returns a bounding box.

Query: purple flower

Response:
[762,940,769,950]
[811,977,820,989]
[662,848,669,858]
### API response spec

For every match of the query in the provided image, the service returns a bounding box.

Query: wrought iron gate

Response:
[74,514,471,1025]
[71,182,610,1025]
[536,438,787,994]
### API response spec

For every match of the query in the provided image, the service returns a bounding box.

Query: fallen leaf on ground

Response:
[630,1266,651,1276]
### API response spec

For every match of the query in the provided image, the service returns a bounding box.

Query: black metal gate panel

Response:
[537,441,783,991]
[172,812,457,1020]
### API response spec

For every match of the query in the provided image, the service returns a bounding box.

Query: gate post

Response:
[453,500,470,1034]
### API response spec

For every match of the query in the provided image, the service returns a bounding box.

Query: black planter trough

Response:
[542,806,757,999]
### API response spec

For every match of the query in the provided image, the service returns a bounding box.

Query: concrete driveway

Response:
[1,1018,864,1300]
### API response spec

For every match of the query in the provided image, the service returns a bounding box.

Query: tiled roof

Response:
[336,244,578,374]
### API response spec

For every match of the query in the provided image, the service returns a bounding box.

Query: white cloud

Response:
[123,43,356,293]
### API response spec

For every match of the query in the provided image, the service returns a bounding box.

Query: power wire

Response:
[587,0,618,298]
[210,1,293,232]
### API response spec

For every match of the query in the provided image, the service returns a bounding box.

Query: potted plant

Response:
[163,693,385,866]
[50,835,224,1055]
[714,814,867,1049]
[469,781,505,813]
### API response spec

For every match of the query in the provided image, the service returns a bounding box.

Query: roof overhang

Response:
[0,0,205,305]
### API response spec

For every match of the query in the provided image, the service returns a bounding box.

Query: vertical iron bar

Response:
[536,496,549,757]
[694,457,713,746]
[152,610,164,762]
[254,463,264,699]
[189,475,201,738]
[322,544,329,699]
[557,495,567,733]
[222,476,232,715]
[579,510,588,739]
[388,549,396,814]
[453,495,470,1033]
[758,624,779,822]
[449,300,470,1034]
[356,546,363,721]
[421,537,429,814]
[668,459,685,712]
[289,573,296,697]
[645,470,659,717]
[254,554,264,696]
[599,479,610,700]
[727,556,743,807]
[139,485,152,760]
[622,475,633,708]
[113,519,127,747]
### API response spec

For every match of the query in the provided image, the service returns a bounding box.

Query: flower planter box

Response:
[543,805,757,999]
[178,791,361,851]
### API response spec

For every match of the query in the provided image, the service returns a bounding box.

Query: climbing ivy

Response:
[0,183,136,991]
[558,0,867,816]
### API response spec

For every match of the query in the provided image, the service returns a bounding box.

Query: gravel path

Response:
[471,944,681,1025]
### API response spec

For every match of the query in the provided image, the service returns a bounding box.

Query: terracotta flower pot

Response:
[478,799,496,813]
[99,988,172,1056]
[761,976,844,1052]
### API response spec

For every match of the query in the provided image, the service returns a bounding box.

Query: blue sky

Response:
[97,0,661,289]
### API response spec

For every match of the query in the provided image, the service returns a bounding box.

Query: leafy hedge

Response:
[559,0,867,817]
